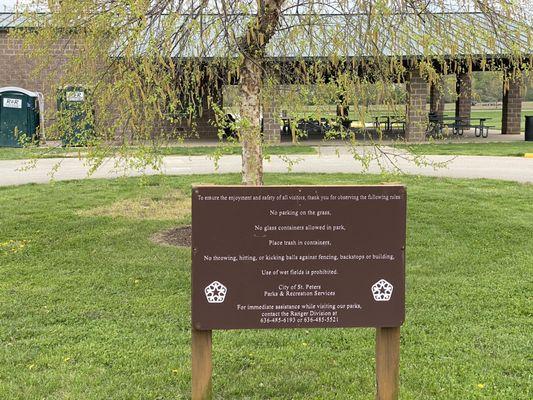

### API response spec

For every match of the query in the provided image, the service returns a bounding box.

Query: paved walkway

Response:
[1,148,532,186]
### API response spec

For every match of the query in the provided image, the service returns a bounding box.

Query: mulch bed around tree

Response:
[150,226,191,247]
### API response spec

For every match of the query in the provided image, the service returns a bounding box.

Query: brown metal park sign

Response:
[191,185,406,400]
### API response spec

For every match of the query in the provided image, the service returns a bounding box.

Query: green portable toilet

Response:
[0,87,41,147]
[57,86,94,146]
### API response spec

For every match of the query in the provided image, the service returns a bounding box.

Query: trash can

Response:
[0,87,41,147]
[57,86,94,146]
[525,115,533,142]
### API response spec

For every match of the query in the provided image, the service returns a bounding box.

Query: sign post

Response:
[191,185,406,399]
[191,328,212,400]
[376,327,400,400]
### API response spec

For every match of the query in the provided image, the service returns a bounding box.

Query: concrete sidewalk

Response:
[0,150,532,186]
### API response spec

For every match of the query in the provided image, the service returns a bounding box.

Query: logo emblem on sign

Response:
[371,279,393,301]
[205,281,227,303]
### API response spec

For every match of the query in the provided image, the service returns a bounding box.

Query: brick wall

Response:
[262,100,281,143]
[0,31,75,102]
[405,70,428,141]
[0,30,76,137]
[502,77,522,134]
[194,98,220,139]
[455,72,472,124]
[0,30,220,141]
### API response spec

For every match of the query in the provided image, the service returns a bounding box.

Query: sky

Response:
[0,1,473,13]
[1,0,23,12]
[1,1,531,16]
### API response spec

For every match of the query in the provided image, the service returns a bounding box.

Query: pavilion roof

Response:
[1,11,531,60]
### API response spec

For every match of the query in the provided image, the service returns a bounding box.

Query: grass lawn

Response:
[402,142,533,157]
[0,146,79,160]
[157,144,316,156]
[0,144,316,161]
[0,174,531,399]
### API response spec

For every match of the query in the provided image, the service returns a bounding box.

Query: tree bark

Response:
[238,0,285,186]
[240,57,264,185]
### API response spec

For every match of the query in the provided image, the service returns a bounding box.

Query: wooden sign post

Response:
[376,327,400,400]
[191,328,212,400]
[191,186,406,400]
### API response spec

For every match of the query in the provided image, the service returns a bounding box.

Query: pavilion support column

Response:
[430,75,445,123]
[502,75,523,135]
[336,97,351,129]
[262,98,281,144]
[195,92,223,139]
[455,72,472,124]
[405,70,428,141]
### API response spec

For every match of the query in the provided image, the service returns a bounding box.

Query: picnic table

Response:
[426,116,493,138]
[446,117,493,138]
[281,117,292,135]
[281,117,335,138]
[374,116,406,132]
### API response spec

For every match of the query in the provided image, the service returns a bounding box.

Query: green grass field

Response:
[0,144,316,161]
[0,146,78,160]
[157,144,316,156]
[402,142,533,157]
[0,174,531,399]
[1,139,532,162]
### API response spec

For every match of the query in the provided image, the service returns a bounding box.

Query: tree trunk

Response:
[240,57,263,186]
[237,0,285,186]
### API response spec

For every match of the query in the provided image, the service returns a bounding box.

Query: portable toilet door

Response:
[57,86,94,146]
[0,87,40,147]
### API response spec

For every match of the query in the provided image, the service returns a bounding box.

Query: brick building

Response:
[0,11,530,142]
